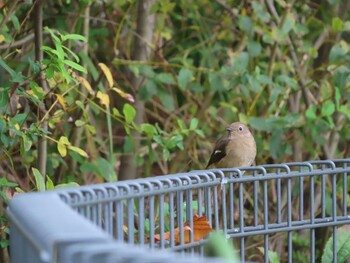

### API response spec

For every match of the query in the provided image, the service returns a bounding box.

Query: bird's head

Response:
[226,122,252,139]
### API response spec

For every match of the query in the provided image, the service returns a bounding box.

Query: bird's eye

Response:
[238,126,243,132]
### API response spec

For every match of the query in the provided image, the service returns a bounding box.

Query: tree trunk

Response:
[119,0,155,181]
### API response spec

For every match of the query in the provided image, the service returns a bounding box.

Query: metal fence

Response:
[8,159,350,262]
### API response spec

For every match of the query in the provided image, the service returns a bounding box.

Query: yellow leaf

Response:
[57,141,67,157]
[0,35,4,44]
[56,94,67,110]
[97,91,110,108]
[75,75,94,95]
[14,123,20,130]
[59,136,70,145]
[68,145,88,158]
[98,62,113,88]
[112,87,135,103]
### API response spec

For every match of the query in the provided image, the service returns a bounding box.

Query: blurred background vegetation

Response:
[0,0,349,262]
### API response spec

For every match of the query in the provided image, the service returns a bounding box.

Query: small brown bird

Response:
[206,122,256,169]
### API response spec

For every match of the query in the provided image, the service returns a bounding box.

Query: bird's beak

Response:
[226,127,232,132]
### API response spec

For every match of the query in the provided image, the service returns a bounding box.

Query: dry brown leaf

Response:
[154,215,212,244]
[75,75,94,95]
[112,87,135,103]
[98,62,113,88]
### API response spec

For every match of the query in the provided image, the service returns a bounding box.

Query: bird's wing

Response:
[206,137,229,169]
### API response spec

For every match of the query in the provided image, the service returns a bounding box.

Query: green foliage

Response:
[0,1,350,261]
[205,232,240,262]
[322,226,350,263]
[258,247,280,263]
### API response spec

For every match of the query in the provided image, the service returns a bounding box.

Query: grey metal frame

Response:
[8,159,350,262]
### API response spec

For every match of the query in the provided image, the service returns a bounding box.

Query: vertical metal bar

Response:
[115,200,124,241]
[198,187,203,216]
[186,188,194,254]
[229,174,234,230]
[321,165,326,218]
[178,189,184,245]
[277,168,281,223]
[240,238,245,263]
[332,171,337,263]
[169,191,175,248]
[205,186,212,226]
[159,193,165,249]
[253,170,259,226]
[106,193,113,235]
[310,175,315,263]
[149,195,155,249]
[287,176,292,263]
[343,162,348,216]
[138,196,145,245]
[299,166,304,221]
[333,225,337,263]
[263,177,268,263]
[213,184,219,230]
[221,179,227,236]
[239,179,244,261]
[97,192,102,227]
[127,198,134,244]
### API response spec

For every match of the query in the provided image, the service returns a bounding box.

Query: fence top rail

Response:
[54,159,350,203]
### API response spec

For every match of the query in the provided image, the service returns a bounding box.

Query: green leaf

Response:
[0,178,17,187]
[10,14,20,30]
[55,182,80,189]
[252,1,270,22]
[123,103,136,123]
[97,157,117,182]
[75,120,85,127]
[46,176,55,190]
[329,44,346,63]
[32,168,45,191]
[276,75,298,90]
[281,14,295,34]
[238,15,253,35]
[249,117,271,131]
[21,135,32,152]
[339,105,350,119]
[269,129,284,159]
[328,0,341,4]
[322,226,350,263]
[306,104,317,121]
[141,123,157,137]
[139,64,155,78]
[158,89,174,110]
[247,41,262,57]
[0,88,9,111]
[61,34,87,42]
[232,52,249,74]
[63,60,87,74]
[178,68,193,89]
[258,247,280,263]
[68,146,88,158]
[29,81,45,99]
[0,239,8,249]
[140,80,157,100]
[0,59,24,83]
[209,72,226,92]
[62,46,80,62]
[321,101,335,116]
[205,233,240,261]
[190,118,199,130]
[335,87,341,110]
[156,72,175,85]
[332,17,343,32]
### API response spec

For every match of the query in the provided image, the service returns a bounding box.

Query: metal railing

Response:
[8,159,350,262]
